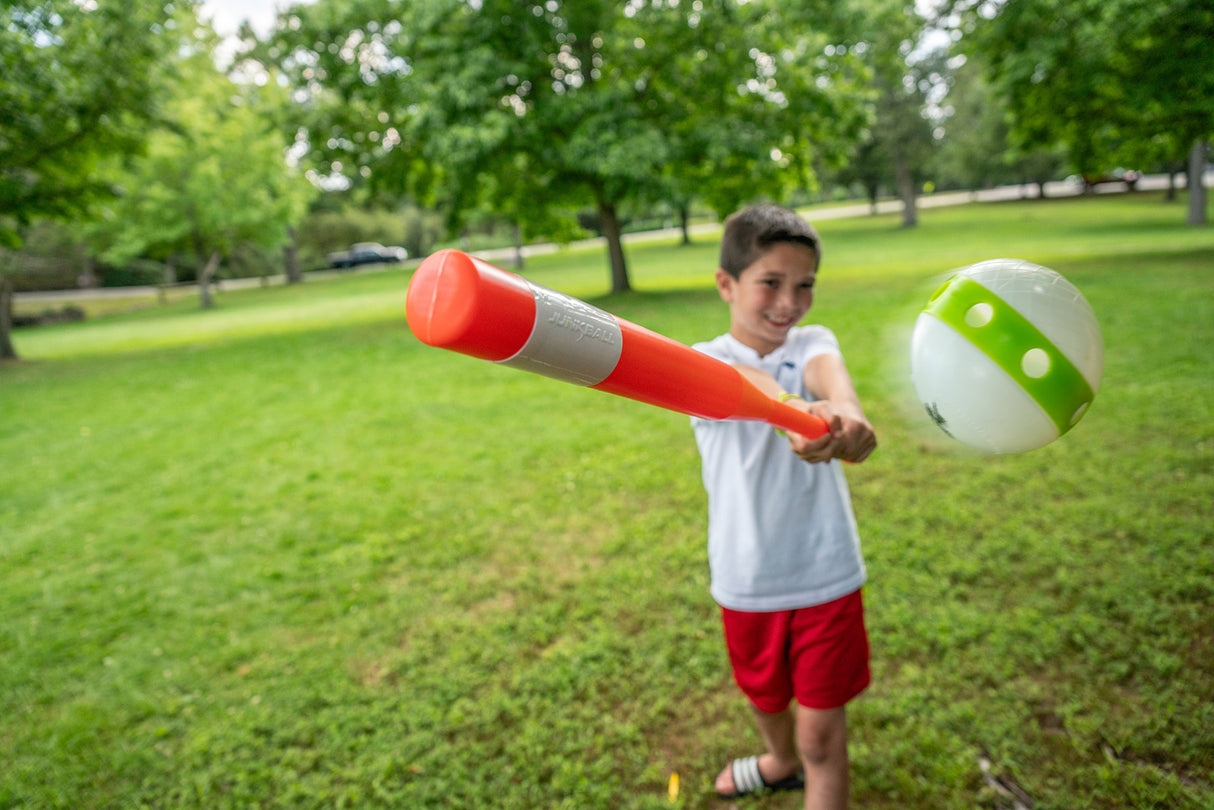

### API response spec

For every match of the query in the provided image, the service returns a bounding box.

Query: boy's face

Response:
[715,242,818,357]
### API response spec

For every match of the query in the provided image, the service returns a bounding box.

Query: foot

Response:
[715,754,804,799]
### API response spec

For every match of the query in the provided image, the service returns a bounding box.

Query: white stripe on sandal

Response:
[732,755,764,794]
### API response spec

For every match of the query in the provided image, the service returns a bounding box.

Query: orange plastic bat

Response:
[406,249,829,439]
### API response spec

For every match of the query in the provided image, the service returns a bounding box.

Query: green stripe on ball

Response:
[925,275,1095,435]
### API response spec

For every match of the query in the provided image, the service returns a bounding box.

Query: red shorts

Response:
[721,589,870,713]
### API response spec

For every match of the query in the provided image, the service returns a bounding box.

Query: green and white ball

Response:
[909,259,1103,454]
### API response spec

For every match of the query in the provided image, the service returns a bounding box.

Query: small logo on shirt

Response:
[777,360,798,389]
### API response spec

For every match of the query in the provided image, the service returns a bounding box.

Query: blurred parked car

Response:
[1080,169,1139,192]
[326,242,408,269]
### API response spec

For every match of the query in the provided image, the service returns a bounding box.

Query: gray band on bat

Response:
[496,281,624,386]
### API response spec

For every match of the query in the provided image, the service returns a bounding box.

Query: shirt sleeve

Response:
[787,325,842,364]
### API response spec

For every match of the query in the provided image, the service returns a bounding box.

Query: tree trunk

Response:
[0,275,17,361]
[284,226,302,284]
[77,243,97,288]
[598,198,631,294]
[511,221,524,271]
[894,151,918,228]
[1166,160,1181,202]
[1188,139,1208,226]
[198,250,221,310]
[865,182,879,215]
[678,204,691,246]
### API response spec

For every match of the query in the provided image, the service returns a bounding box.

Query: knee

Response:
[795,708,846,767]
[796,728,837,767]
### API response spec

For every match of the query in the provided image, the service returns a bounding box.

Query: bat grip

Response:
[765,399,832,440]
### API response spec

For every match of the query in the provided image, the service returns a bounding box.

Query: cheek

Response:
[742,288,774,309]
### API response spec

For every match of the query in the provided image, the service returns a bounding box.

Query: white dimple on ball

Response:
[1021,348,1050,378]
[965,302,994,328]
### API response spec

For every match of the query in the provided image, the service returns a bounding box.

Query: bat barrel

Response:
[405,249,536,361]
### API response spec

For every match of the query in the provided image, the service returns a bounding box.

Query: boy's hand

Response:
[785,399,877,464]
[830,412,878,463]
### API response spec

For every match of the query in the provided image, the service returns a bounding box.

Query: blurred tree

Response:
[930,52,1067,197]
[929,53,1010,191]
[0,0,178,359]
[833,136,890,213]
[953,0,1212,224]
[0,0,178,244]
[842,0,939,227]
[91,19,315,309]
[256,0,868,293]
[644,0,869,229]
[956,0,1122,177]
[1114,0,1212,225]
[882,49,941,227]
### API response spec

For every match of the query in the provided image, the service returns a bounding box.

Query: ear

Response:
[714,268,735,302]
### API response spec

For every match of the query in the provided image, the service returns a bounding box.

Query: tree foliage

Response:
[928,50,1067,197]
[952,0,1212,222]
[1114,0,1213,224]
[257,0,869,292]
[0,0,179,247]
[829,0,940,225]
[930,53,1010,190]
[92,20,315,308]
[956,0,1126,174]
[1,0,181,357]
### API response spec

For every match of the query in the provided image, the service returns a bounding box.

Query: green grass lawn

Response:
[2,192,1212,809]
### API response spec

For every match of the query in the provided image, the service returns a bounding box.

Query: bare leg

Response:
[796,705,849,810]
[715,704,803,795]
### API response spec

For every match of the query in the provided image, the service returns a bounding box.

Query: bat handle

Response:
[766,399,832,440]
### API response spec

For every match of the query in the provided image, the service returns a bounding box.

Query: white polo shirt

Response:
[691,327,866,612]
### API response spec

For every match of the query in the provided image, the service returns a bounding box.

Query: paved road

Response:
[457,172,1194,264]
[14,172,1202,304]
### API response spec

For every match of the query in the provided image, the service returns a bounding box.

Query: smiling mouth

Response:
[765,314,798,328]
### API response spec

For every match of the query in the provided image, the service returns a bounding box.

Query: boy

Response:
[691,204,877,808]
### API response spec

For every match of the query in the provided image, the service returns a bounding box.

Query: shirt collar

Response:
[723,332,788,367]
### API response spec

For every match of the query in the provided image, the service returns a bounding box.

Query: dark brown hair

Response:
[718,204,821,279]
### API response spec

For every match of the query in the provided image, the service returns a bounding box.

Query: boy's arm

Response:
[732,363,794,399]
[802,353,877,463]
[728,364,864,466]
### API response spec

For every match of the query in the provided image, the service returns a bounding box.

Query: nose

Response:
[777,284,800,310]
